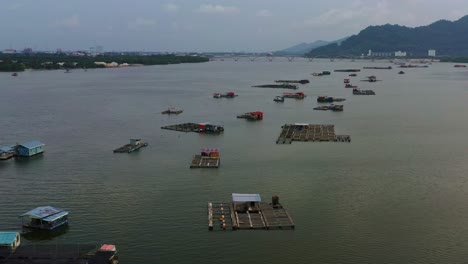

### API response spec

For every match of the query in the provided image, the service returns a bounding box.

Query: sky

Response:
[1,0,467,52]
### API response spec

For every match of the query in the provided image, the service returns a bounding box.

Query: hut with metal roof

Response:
[232,193,262,212]
[19,206,69,230]
[16,141,45,157]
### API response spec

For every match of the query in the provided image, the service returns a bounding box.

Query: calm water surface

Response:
[1,59,468,264]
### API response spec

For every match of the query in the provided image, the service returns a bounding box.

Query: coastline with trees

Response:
[0,53,209,72]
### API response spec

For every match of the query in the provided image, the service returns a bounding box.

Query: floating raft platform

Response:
[353,89,376,95]
[190,155,220,168]
[161,123,224,134]
[161,108,183,114]
[274,79,309,84]
[208,195,295,231]
[0,244,118,264]
[252,84,298,89]
[276,124,351,144]
[113,139,148,153]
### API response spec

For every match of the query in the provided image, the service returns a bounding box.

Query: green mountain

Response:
[308,15,468,57]
[276,37,348,55]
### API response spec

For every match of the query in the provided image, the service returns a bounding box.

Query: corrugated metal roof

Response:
[19,140,44,149]
[42,211,69,222]
[19,206,63,219]
[232,193,262,202]
[0,232,18,245]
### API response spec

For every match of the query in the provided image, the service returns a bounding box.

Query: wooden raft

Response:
[190,155,220,168]
[276,124,351,144]
[208,202,294,231]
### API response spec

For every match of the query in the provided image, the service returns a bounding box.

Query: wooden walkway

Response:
[208,202,294,231]
[276,124,351,144]
[190,155,220,168]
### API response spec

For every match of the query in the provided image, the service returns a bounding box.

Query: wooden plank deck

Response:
[208,203,234,231]
[208,202,294,231]
[276,124,350,144]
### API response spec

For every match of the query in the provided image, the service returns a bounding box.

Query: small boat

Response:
[344,78,350,83]
[0,232,21,251]
[321,71,331,75]
[454,64,466,68]
[161,107,183,114]
[237,111,263,121]
[311,72,323,76]
[213,92,238,98]
[349,73,357,77]
[64,69,71,73]
[273,96,284,102]
[317,96,346,103]
[334,69,360,72]
[398,71,405,74]
[20,206,69,230]
[345,84,357,88]
[11,73,18,77]
[283,92,306,99]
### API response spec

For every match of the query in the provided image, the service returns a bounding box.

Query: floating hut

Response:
[208,193,295,231]
[161,107,183,114]
[276,124,351,144]
[161,122,224,134]
[19,206,69,230]
[113,139,148,153]
[0,232,21,251]
[16,141,44,157]
[190,148,220,168]
[213,92,238,98]
[344,78,350,83]
[237,111,263,121]
[0,145,15,160]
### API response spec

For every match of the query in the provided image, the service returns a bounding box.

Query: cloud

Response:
[62,15,80,29]
[164,3,179,13]
[256,9,273,17]
[195,4,239,14]
[128,17,157,30]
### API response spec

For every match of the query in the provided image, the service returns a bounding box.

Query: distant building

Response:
[394,51,407,57]
[56,48,63,54]
[22,48,33,54]
[428,49,436,57]
[16,141,45,157]
[370,51,393,57]
[96,45,103,53]
[3,49,16,54]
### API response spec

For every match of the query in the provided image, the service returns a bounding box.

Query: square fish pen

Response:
[276,124,351,144]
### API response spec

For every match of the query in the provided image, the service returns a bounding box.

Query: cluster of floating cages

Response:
[276,124,351,144]
[161,123,224,134]
[352,89,376,95]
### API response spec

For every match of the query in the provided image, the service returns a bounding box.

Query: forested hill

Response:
[307,15,468,57]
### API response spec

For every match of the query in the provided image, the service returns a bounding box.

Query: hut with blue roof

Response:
[16,140,44,157]
[19,206,69,230]
[0,232,20,250]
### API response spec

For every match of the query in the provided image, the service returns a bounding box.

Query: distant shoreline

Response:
[0,54,209,72]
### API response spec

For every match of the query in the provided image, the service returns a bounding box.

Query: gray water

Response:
[1,59,468,264]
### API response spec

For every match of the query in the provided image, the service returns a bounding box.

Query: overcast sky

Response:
[1,0,467,52]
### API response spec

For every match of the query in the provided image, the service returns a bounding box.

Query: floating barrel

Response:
[272,195,279,206]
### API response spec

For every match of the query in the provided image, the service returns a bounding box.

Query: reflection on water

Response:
[21,225,70,241]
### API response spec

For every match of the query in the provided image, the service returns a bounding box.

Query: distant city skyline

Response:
[1,0,467,52]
